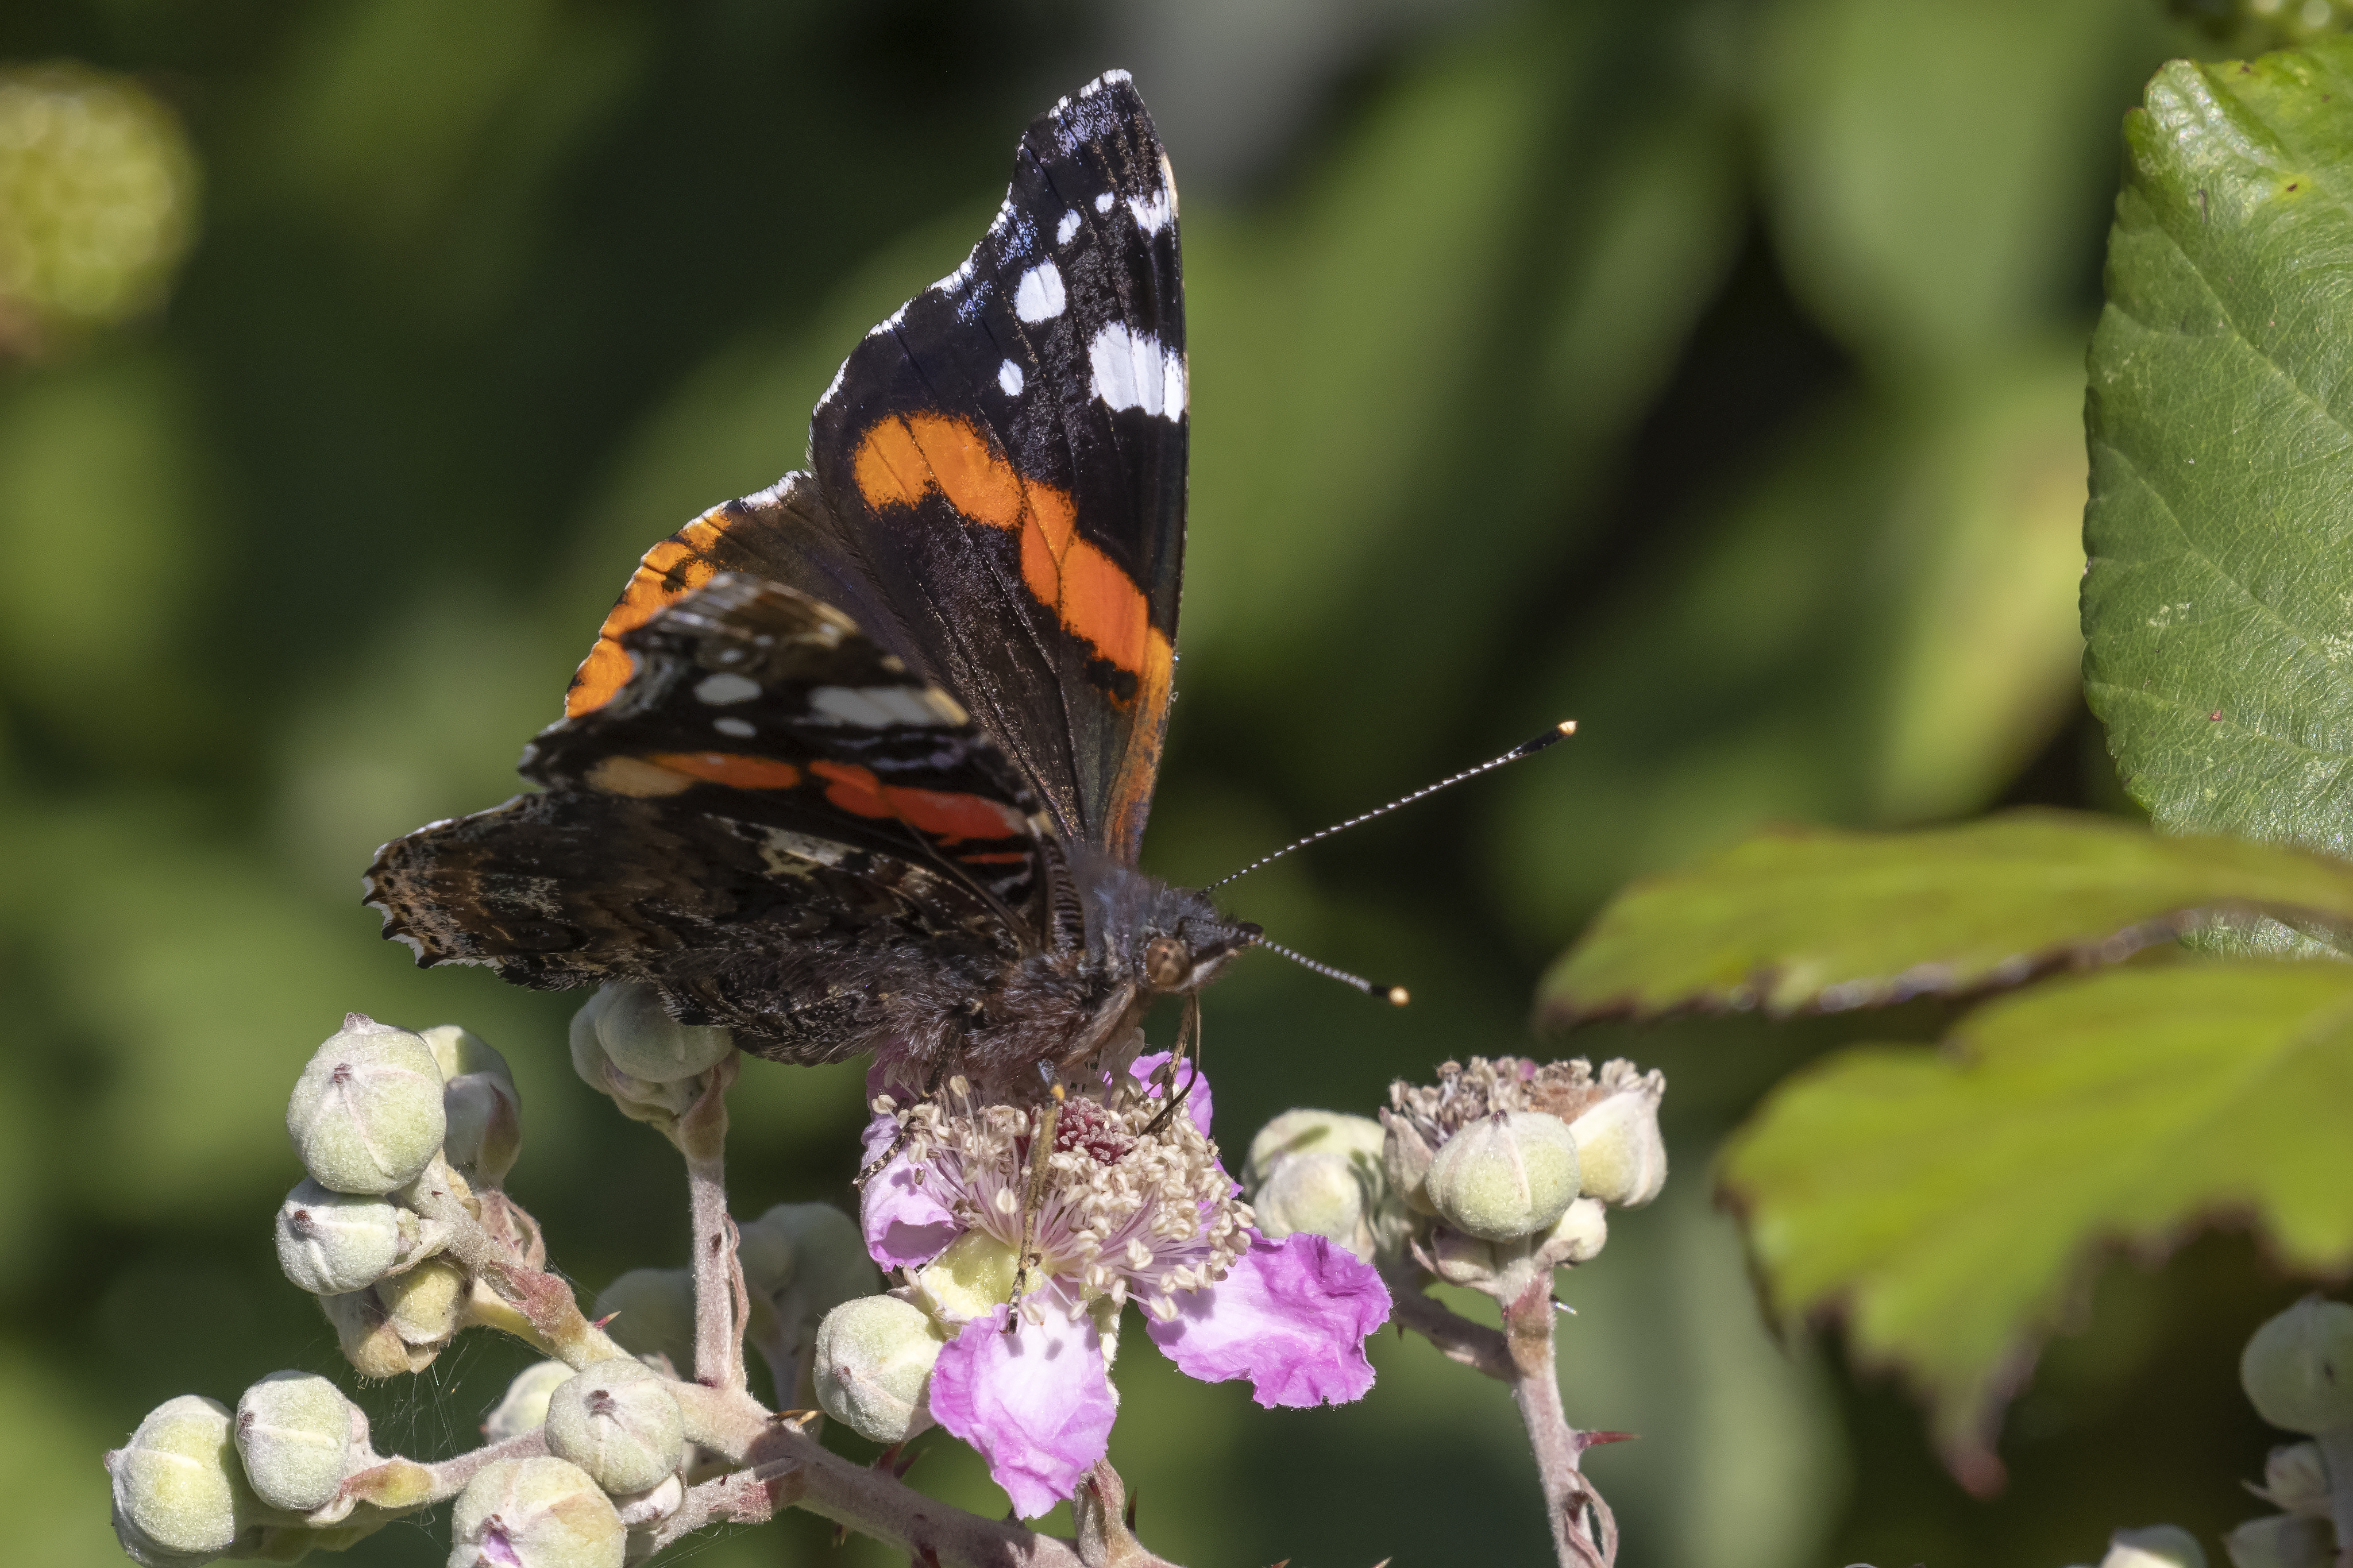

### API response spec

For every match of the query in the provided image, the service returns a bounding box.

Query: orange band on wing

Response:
[643,752,804,790]
[809,759,1027,845]
[853,412,1166,704]
[566,511,731,716]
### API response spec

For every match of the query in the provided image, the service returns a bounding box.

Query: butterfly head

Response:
[1075,852,1257,999]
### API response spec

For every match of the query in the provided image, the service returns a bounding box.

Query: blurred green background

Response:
[0,2,2322,1565]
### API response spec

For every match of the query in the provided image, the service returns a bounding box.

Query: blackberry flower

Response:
[858,1055,1391,1516]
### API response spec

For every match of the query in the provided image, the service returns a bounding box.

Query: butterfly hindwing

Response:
[367,577,1051,1056]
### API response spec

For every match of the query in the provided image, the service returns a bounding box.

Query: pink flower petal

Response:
[1129,1051,1214,1139]
[1145,1231,1391,1407]
[859,1113,959,1270]
[928,1303,1116,1517]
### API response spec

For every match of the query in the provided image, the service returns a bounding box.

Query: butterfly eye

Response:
[1143,935,1190,990]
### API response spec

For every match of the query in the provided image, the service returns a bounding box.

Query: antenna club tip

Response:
[1556,719,1577,736]
[1384,986,1410,1007]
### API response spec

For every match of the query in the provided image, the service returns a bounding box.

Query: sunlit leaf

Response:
[2085,41,2353,866]
[1537,809,2353,1025]
[1721,961,2353,1485]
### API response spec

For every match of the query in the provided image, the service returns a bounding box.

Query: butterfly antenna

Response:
[1252,934,1410,1007]
[1208,720,1577,891]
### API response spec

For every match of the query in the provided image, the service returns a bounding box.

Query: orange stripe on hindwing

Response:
[809,760,1028,845]
[645,752,803,790]
[566,511,732,716]
[853,413,1172,706]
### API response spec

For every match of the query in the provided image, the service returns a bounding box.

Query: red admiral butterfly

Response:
[366,72,1252,1096]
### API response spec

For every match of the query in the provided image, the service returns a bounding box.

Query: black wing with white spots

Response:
[801,70,1187,865]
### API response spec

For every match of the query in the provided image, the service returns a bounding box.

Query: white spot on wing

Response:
[1088,323,1187,422]
[998,359,1024,396]
[1094,191,1114,214]
[808,685,963,728]
[1127,188,1172,235]
[712,717,755,738]
[1057,210,1081,246]
[695,673,762,705]
[1013,261,1065,323]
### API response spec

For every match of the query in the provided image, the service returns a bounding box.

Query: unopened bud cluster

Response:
[269,1014,533,1379]
[1298,1054,1670,1303]
[107,1376,380,1565]
[570,983,735,1142]
[105,983,903,1567]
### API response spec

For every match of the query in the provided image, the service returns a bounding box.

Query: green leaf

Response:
[1720,960,2353,1484]
[2084,40,2353,864]
[1537,809,2353,1025]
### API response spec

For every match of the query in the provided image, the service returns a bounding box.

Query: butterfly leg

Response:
[1005,1064,1064,1330]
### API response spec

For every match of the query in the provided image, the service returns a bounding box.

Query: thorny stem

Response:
[1502,1279,1616,1568]
[407,1164,628,1370]
[1387,1281,1514,1382]
[680,1055,750,1393]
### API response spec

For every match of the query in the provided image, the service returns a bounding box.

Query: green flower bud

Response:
[543,1360,685,1497]
[287,1014,448,1195]
[418,1023,512,1086]
[448,1456,624,1568]
[419,1026,522,1187]
[442,1076,522,1188]
[2243,1296,2353,1435]
[1425,1225,1500,1289]
[2256,1442,2332,1518]
[1426,1112,1581,1242]
[1246,1111,1395,1262]
[1567,1067,1667,1207]
[1246,1109,1387,1188]
[2222,1514,2333,1568]
[814,1295,946,1443]
[275,1180,404,1296]
[234,1372,354,1513]
[576,983,731,1084]
[379,1257,469,1346]
[1380,1111,1437,1215]
[741,1202,881,1327]
[1254,1152,1367,1250]
[610,1472,684,1530]
[735,1212,797,1299]
[484,1361,576,1445]
[1541,1197,1608,1266]
[912,1230,1019,1321]
[567,1000,694,1122]
[109,1395,252,1560]
[589,1269,696,1373]
[318,1289,438,1379]
[2101,1524,2207,1568]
